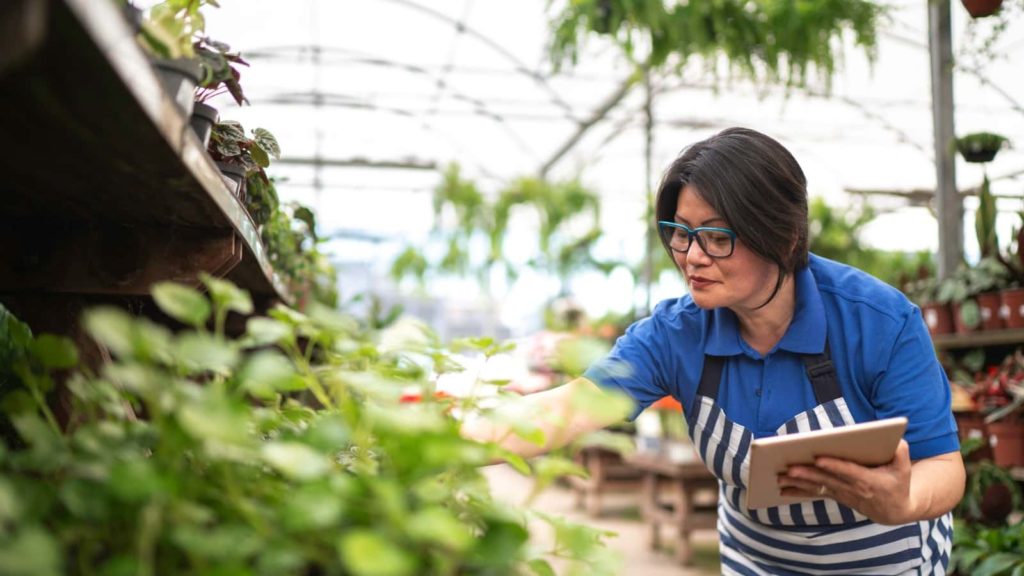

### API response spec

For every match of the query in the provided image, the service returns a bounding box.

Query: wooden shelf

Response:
[932,328,1024,351]
[0,0,289,302]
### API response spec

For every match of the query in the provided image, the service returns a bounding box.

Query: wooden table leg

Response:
[642,472,660,550]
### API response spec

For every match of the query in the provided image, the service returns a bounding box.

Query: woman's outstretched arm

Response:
[460,377,632,458]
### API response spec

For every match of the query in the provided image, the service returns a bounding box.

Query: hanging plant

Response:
[961,0,1004,18]
[956,132,1010,164]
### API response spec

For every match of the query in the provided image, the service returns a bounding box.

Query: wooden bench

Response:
[565,445,644,517]
[625,449,719,565]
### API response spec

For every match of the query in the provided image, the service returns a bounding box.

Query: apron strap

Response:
[801,336,842,405]
[697,338,841,404]
[697,354,726,400]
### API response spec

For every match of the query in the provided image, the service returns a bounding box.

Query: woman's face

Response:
[673,185,780,312]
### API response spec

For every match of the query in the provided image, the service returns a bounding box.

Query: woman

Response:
[464,127,964,574]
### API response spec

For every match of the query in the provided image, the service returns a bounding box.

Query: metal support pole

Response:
[642,69,655,316]
[929,0,962,278]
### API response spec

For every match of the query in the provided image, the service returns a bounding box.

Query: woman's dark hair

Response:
[655,127,808,307]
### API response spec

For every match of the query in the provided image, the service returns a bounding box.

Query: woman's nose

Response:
[686,238,713,266]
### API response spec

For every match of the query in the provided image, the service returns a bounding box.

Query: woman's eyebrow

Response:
[674,214,728,226]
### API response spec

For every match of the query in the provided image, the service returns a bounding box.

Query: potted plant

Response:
[974,350,1024,467]
[190,36,250,146]
[136,0,215,116]
[1000,219,1024,328]
[956,132,1011,164]
[956,437,1022,526]
[207,120,281,202]
[938,266,983,333]
[906,274,955,336]
[950,518,1024,576]
[970,257,1012,330]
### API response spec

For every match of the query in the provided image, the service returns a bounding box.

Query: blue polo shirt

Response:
[584,253,958,461]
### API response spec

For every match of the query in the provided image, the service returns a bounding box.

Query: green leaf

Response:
[569,379,633,424]
[0,526,63,576]
[262,441,330,480]
[526,558,556,576]
[250,143,270,168]
[502,451,532,475]
[407,507,473,551]
[338,530,416,576]
[175,333,239,375]
[0,479,22,523]
[152,282,211,327]
[237,351,302,399]
[28,334,78,370]
[253,128,281,159]
[216,120,245,141]
[283,483,345,531]
[976,553,1024,576]
[177,394,251,447]
[82,307,135,358]
[244,317,293,347]
[200,273,253,315]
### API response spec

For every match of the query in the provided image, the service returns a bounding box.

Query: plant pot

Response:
[922,302,954,336]
[988,419,1024,467]
[960,0,1003,18]
[955,411,992,462]
[961,148,1000,163]
[190,103,219,148]
[215,162,248,203]
[977,292,1004,331]
[999,287,1024,329]
[152,58,202,117]
[952,300,981,334]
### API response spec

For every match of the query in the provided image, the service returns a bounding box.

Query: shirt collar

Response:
[703,263,826,357]
[777,263,827,354]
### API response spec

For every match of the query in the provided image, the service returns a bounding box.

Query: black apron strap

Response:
[801,337,842,405]
[698,354,726,400]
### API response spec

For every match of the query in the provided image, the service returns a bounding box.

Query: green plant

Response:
[261,203,337,309]
[137,0,219,60]
[244,172,280,229]
[391,164,617,298]
[548,0,885,88]
[957,132,1011,164]
[0,279,621,575]
[950,518,1024,575]
[958,438,1023,526]
[208,120,281,181]
[194,36,249,105]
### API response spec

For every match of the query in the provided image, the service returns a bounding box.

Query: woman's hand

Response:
[777,440,916,525]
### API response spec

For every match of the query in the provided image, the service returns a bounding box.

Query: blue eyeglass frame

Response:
[657,220,737,258]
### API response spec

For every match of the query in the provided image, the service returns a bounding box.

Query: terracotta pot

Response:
[988,419,1024,468]
[977,292,1004,331]
[960,0,1003,18]
[955,411,992,462]
[1000,287,1024,329]
[952,300,980,334]
[921,302,954,336]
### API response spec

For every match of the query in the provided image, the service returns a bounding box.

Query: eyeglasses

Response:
[657,221,737,258]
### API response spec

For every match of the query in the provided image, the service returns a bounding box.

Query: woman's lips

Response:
[688,276,715,290]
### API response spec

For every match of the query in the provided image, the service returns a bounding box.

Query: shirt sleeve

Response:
[583,313,673,421]
[870,306,959,460]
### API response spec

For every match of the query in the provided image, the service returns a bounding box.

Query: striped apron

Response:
[687,341,952,575]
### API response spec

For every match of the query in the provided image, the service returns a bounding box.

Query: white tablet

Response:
[744,416,907,510]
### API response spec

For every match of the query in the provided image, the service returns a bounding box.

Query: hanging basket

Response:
[961,0,1004,18]
[956,133,1010,164]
